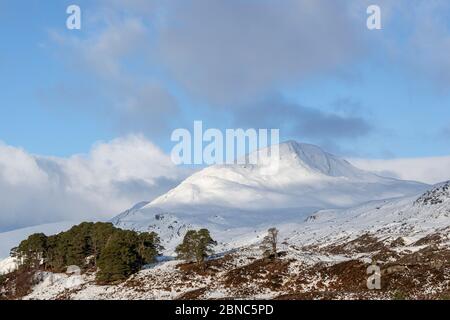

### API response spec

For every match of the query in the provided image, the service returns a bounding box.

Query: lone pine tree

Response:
[260,227,279,260]
[175,229,217,264]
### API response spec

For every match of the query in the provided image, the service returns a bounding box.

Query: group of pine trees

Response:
[10,223,279,285]
[11,222,162,283]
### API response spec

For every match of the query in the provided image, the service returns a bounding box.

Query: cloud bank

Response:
[0,135,186,232]
[350,156,450,185]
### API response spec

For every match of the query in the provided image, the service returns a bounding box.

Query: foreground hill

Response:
[5,182,447,300]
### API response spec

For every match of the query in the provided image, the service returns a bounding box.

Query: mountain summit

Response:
[112,141,428,250]
[148,141,425,209]
[247,140,375,178]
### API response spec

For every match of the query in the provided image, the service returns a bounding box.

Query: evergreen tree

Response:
[90,222,116,266]
[196,229,217,263]
[175,230,197,262]
[260,227,279,259]
[96,229,161,283]
[65,224,91,267]
[175,229,217,264]
[14,233,48,269]
[45,234,66,272]
[96,230,139,283]
[137,231,163,265]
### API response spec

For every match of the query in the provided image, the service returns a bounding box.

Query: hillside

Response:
[2,142,448,300]
[17,182,450,300]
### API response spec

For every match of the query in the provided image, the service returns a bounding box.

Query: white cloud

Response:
[0,144,47,186]
[0,136,186,232]
[350,156,450,185]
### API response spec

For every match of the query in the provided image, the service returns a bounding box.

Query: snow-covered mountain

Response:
[150,141,425,209]
[3,142,450,300]
[18,182,450,300]
[112,141,428,251]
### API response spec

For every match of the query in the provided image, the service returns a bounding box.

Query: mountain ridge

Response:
[111,140,429,252]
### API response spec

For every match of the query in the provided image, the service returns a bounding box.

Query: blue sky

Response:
[1,0,450,159]
[3,0,450,231]
[0,1,114,155]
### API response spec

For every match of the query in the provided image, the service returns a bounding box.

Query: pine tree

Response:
[46,234,66,272]
[175,229,217,264]
[195,229,217,263]
[66,222,95,267]
[15,233,48,269]
[90,222,116,267]
[260,227,279,260]
[96,229,161,283]
[96,231,139,283]
[175,230,197,263]
[137,232,162,265]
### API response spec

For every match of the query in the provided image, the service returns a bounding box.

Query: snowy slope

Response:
[0,257,17,275]
[22,183,450,300]
[112,141,428,252]
[285,181,450,248]
[151,141,425,209]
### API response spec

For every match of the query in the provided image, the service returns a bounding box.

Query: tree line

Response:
[10,222,279,284]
